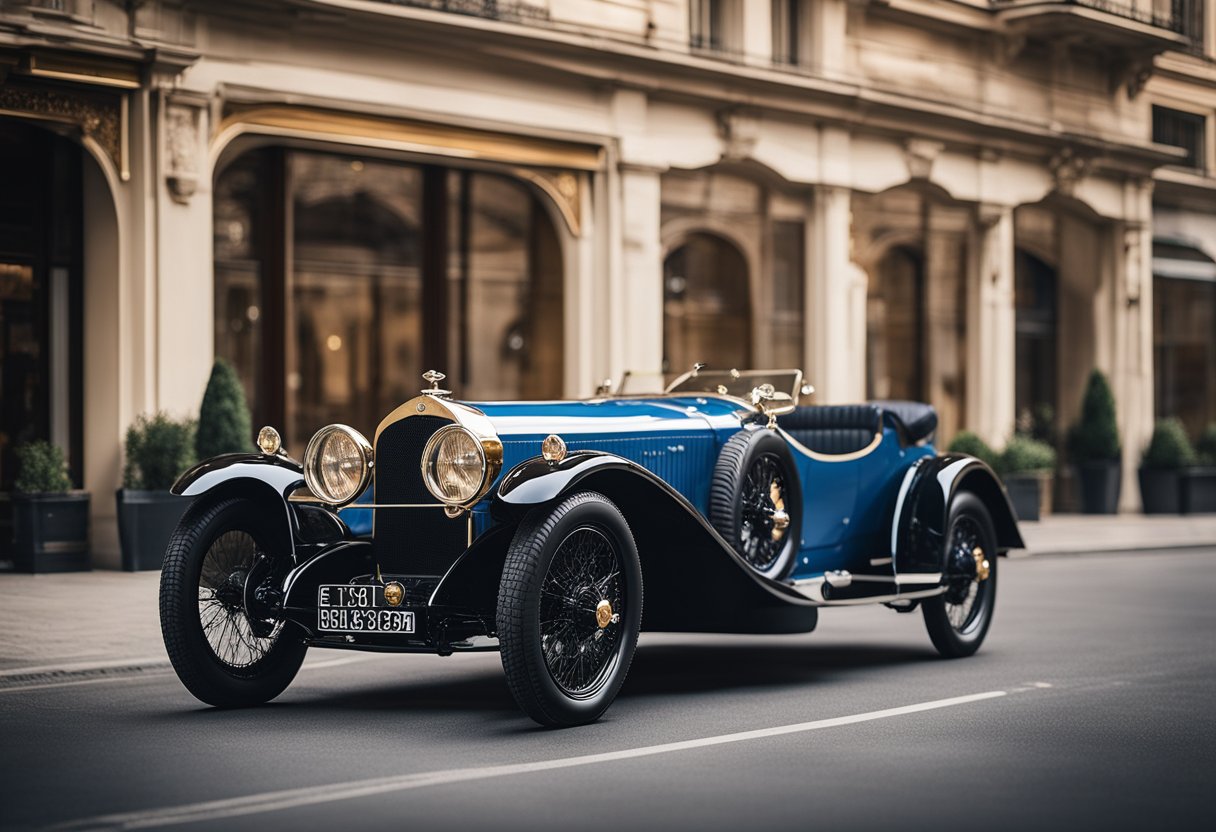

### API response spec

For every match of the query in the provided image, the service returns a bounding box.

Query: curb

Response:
[1012,541,1216,559]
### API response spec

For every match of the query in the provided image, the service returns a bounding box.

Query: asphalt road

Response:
[3,549,1214,831]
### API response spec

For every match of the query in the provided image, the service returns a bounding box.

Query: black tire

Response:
[709,429,802,580]
[160,497,307,707]
[497,491,642,727]
[922,492,999,658]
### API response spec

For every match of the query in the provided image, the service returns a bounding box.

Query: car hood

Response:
[467,396,746,441]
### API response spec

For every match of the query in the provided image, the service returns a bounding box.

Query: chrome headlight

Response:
[422,425,488,505]
[303,425,373,506]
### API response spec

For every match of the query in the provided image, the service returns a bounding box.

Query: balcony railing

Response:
[992,0,1200,36]
[375,0,551,24]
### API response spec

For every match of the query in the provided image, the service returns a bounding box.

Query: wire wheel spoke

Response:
[739,454,785,570]
[538,526,623,697]
[197,530,282,670]
[942,516,989,634]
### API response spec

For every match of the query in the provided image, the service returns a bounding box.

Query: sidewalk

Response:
[2,514,1214,675]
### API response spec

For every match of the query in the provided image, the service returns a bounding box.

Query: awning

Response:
[1153,238,1216,283]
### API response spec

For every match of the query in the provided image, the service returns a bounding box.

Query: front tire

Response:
[497,492,642,727]
[160,497,306,707]
[921,492,999,658]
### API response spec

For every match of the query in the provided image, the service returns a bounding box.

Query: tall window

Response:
[771,220,804,367]
[1014,249,1058,440]
[214,148,564,446]
[663,232,751,375]
[1152,105,1207,172]
[771,0,802,66]
[1154,241,1216,437]
[690,0,731,52]
[866,245,924,403]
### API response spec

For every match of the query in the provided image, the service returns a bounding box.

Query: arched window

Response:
[662,232,751,375]
[214,147,564,446]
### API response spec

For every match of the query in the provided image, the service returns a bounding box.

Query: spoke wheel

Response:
[922,493,998,659]
[498,491,642,727]
[160,497,306,708]
[539,527,624,697]
[197,531,284,671]
[709,429,801,580]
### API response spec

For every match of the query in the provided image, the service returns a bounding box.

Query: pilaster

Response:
[968,204,1016,446]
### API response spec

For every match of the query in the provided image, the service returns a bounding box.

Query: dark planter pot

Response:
[116,489,192,572]
[1004,474,1046,522]
[1078,461,1121,514]
[1181,468,1216,515]
[1139,468,1182,515]
[11,492,91,573]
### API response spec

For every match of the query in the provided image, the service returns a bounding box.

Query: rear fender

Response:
[492,452,819,633]
[893,454,1025,575]
[172,454,350,561]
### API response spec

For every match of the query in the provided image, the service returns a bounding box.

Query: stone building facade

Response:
[0,0,1211,564]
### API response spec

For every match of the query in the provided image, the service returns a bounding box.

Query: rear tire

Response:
[160,497,306,707]
[922,492,998,658]
[497,492,642,727]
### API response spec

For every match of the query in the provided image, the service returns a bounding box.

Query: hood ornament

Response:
[421,370,451,398]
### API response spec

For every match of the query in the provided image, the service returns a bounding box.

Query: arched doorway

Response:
[866,244,924,402]
[213,146,565,445]
[1014,248,1058,441]
[662,232,751,375]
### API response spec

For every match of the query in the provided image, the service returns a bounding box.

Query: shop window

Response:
[214,148,564,447]
[1014,249,1059,442]
[663,232,751,375]
[1152,105,1207,172]
[1154,242,1216,437]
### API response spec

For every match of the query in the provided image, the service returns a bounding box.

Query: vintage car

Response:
[160,367,1023,727]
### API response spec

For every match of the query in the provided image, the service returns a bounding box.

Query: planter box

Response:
[1139,468,1183,514]
[1004,473,1050,522]
[11,492,91,573]
[1078,461,1121,515]
[1182,469,1216,515]
[116,489,192,572]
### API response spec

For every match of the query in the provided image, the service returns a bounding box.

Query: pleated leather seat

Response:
[777,405,882,455]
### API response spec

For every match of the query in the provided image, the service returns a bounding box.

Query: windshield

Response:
[614,368,805,402]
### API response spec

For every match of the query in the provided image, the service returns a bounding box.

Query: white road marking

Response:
[0,654,370,694]
[51,689,1013,831]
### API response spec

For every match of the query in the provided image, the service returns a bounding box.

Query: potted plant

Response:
[196,359,253,459]
[1067,370,1122,514]
[11,441,90,573]
[1138,419,1195,515]
[116,413,196,571]
[998,435,1056,522]
[947,430,999,469]
[1182,424,1216,514]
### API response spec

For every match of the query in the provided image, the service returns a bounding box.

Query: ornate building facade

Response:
[0,0,1211,563]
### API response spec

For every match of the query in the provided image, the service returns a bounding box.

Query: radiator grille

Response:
[373,415,467,576]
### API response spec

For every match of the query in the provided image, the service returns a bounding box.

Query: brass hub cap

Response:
[972,546,991,582]
[595,599,613,629]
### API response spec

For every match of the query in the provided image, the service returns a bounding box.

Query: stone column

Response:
[612,164,665,382]
[968,204,1016,447]
[807,184,854,403]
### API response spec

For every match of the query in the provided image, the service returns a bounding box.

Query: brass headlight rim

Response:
[303,424,374,508]
[421,423,502,509]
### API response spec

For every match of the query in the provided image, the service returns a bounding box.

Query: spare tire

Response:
[709,428,802,580]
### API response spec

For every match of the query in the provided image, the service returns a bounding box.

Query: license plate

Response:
[317,584,415,633]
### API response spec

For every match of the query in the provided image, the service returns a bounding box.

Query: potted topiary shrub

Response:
[116,413,196,571]
[1182,424,1216,515]
[11,441,90,573]
[947,430,999,470]
[998,435,1056,522]
[196,359,253,459]
[1067,370,1122,514]
[1138,419,1195,515]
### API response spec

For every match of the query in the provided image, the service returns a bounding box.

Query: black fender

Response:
[893,454,1025,576]
[171,453,350,561]
[489,451,819,633]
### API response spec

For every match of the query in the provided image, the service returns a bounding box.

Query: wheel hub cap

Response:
[972,546,990,582]
[595,599,613,629]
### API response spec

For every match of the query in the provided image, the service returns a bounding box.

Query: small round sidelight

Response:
[541,434,567,464]
[256,425,282,456]
[383,582,405,607]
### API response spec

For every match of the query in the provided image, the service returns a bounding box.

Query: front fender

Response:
[172,453,349,560]
[493,451,819,632]
[893,454,1025,575]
